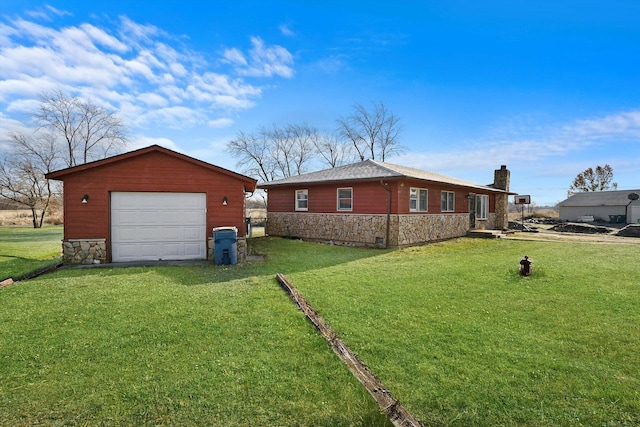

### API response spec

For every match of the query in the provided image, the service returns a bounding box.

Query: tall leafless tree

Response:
[35,89,127,167]
[0,133,60,228]
[0,89,129,227]
[272,123,316,177]
[227,123,318,182]
[311,130,354,168]
[227,129,278,183]
[336,101,404,161]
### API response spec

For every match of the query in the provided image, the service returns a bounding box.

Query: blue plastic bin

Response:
[213,226,238,265]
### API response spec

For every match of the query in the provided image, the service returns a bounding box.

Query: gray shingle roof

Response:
[258,159,507,193]
[558,189,640,207]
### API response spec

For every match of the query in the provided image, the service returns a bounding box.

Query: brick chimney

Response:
[493,165,510,230]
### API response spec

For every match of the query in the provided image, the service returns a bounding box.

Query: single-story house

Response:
[45,145,257,264]
[558,190,640,224]
[258,160,513,248]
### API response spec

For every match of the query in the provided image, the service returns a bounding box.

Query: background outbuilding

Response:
[558,190,640,224]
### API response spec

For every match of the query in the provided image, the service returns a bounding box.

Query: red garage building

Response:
[46,145,257,264]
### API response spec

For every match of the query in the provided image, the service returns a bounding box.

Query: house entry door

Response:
[468,193,476,229]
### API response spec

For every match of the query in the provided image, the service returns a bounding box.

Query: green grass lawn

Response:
[0,226,62,280]
[1,234,639,426]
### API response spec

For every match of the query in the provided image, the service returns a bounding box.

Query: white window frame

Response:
[295,189,308,211]
[476,194,489,219]
[337,187,353,211]
[409,187,428,212]
[441,191,455,212]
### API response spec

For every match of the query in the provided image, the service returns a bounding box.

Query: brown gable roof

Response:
[259,159,508,193]
[45,145,257,192]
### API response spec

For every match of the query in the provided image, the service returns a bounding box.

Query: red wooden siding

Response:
[267,178,494,215]
[60,150,249,243]
[267,180,394,214]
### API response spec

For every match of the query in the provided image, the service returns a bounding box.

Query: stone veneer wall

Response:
[474,213,497,231]
[266,212,496,248]
[397,214,470,246]
[208,237,247,263]
[63,239,107,264]
[267,213,391,247]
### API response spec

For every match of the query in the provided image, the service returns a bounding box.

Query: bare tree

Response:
[336,101,404,161]
[0,133,60,228]
[35,89,127,167]
[227,129,278,183]
[568,164,618,196]
[1,89,129,227]
[272,123,315,177]
[311,130,354,168]
[227,123,318,181]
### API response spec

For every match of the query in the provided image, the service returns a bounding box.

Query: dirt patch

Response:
[617,224,640,238]
[506,218,640,244]
[549,223,611,234]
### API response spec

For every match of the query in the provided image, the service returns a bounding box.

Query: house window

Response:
[337,187,353,211]
[410,188,428,212]
[441,191,455,212]
[295,189,308,211]
[476,194,489,219]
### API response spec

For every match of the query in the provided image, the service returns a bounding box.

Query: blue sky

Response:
[1,1,639,205]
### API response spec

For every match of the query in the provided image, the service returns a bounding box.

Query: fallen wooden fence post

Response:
[276,273,424,427]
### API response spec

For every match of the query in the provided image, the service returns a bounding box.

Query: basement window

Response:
[295,189,308,211]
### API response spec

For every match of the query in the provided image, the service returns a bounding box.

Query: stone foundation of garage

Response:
[62,238,247,265]
[208,237,247,264]
[63,239,107,265]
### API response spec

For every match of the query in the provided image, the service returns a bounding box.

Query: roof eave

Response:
[45,145,257,187]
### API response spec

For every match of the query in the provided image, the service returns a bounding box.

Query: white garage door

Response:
[111,192,207,262]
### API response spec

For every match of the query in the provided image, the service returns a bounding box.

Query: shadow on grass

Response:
[46,237,390,287]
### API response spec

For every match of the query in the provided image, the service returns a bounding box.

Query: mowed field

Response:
[1,228,639,426]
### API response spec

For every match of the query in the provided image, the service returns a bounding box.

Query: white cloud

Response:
[222,47,247,66]
[142,106,209,130]
[79,23,128,52]
[207,117,234,128]
[244,37,294,78]
[564,110,640,140]
[0,112,33,144]
[24,5,72,21]
[392,110,640,178]
[316,54,349,75]
[279,24,295,37]
[223,37,294,78]
[137,92,168,107]
[128,134,180,152]
[118,16,162,45]
[0,11,295,138]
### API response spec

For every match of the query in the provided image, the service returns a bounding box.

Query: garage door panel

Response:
[162,243,181,258]
[140,243,162,257]
[183,226,203,239]
[162,227,181,240]
[184,242,203,256]
[161,211,186,224]
[111,192,206,262]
